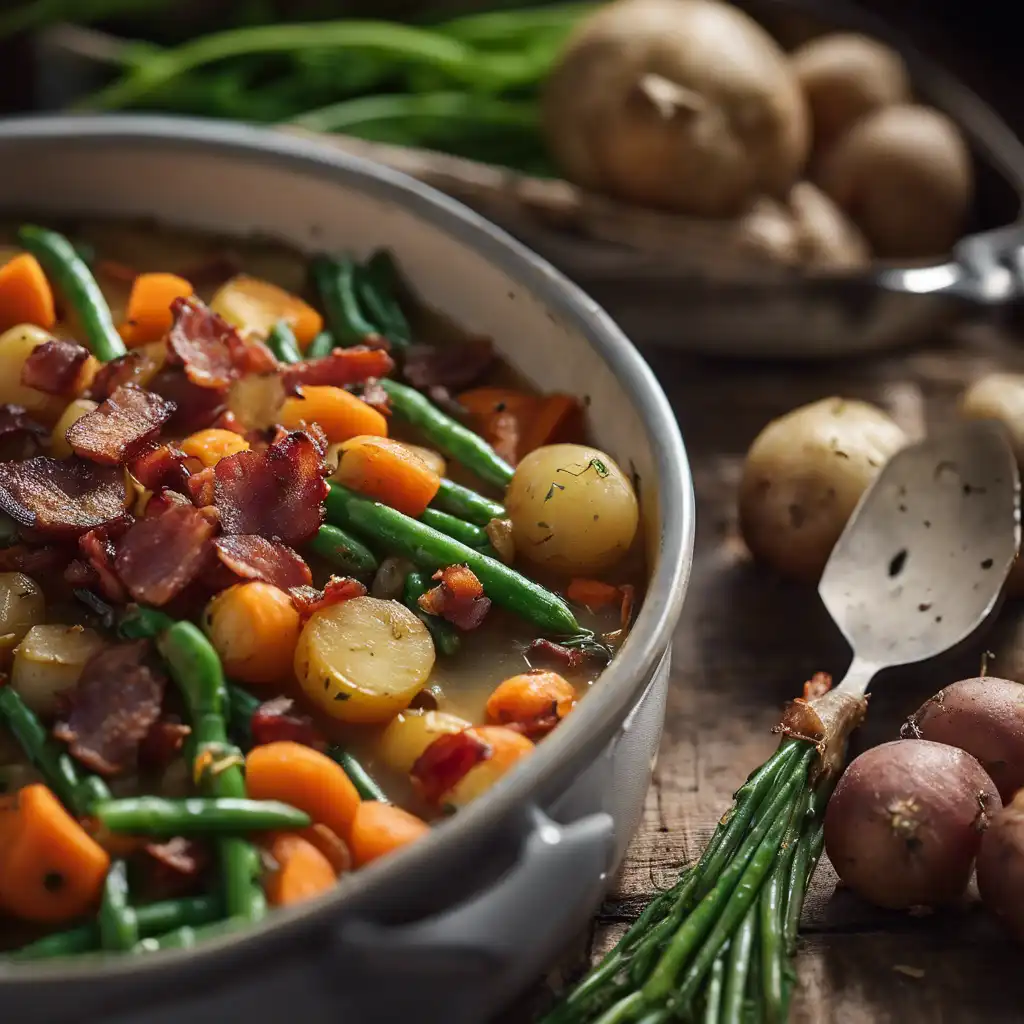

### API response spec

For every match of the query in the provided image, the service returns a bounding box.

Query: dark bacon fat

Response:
[403,337,493,393]
[213,430,328,547]
[289,576,367,618]
[139,715,192,771]
[418,565,491,630]
[526,638,587,671]
[88,349,164,402]
[249,696,324,749]
[410,729,492,804]
[67,384,176,466]
[78,520,132,604]
[21,338,92,397]
[53,640,166,777]
[114,503,217,606]
[213,535,312,591]
[282,347,394,392]
[0,404,48,460]
[129,444,190,494]
[0,457,129,537]
[148,368,228,434]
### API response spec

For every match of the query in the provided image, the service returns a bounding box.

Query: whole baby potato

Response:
[738,397,906,581]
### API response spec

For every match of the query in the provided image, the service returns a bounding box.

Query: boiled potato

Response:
[0,572,45,664]
[0,324,66,423]
[505,444,639,574]
[738,398,906,582]
[50,399,99,459]
[12,624,104,716]
[379,709,471,773]
[442,726,535,809]
[211,274,321,346]
[295,596,435,724]
[397,443,446,478]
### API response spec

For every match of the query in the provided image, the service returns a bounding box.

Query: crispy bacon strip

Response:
[526,638,587,671]
[148,368,228,434]
[289,576,367,618]
[139,715,192,770]
[53,641,166,776]
[21,338,92,396]
[114,502,217,605]
[213,430,328,547]
[282,348,394,392]
[142,837,210,900]
[67,384,176,466]
[418,564,491,630]
[129,444,190,493]
[0,456,129,537]
[166,296,241,389]
[410,730,492,804]
[213,535,312,591]
[78,520,132,603]
[88,349,164,402]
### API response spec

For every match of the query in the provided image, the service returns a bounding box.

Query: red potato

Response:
[824,739,1000,909]
[903,676,1024,803]
[977,792,1024,940]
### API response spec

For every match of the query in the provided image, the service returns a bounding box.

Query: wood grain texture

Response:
[503,321,1024,1022]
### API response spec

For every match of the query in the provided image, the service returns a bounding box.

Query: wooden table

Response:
[508,321,1024,1022]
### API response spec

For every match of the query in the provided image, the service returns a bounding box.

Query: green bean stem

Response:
[403,570,461,657]
[308,523,379,576]
[381,379,514,489]
[432,477,505,525]
[266,320,302,364]
[17,225,126,363]
[312,255,382,347]
[95,796,310,835]
[98,861,139,952]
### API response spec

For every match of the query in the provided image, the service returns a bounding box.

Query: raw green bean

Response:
[420,507,492,549]
[703,954,725,1024]
[326,483,585,639]
[432,477,505,525]
[98,861,139,952]
[403,570,461,657]
[722,906,756,1024]
[381,379,514,489]
[266,320,302,364]
[327,745,389,803]
[17,225,126,363]
[312,255,382,347]
[305,330,335,358]
[7,895,222,962]
[95,796,310,835]
[308,523,379,576]
[357,251,411,349]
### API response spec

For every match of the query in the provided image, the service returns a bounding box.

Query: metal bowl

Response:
[0,115,695,1024]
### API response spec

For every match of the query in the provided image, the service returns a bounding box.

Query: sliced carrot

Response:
[211,275,323,349]
[457,387,536,423]
[334,435,441,517]
[279,386,388,443]
[264,832,337,906]
[443,727,535,809]
[348,802,429,868]
[119,272,193,347]
[519,394,581,457]
[566,578,621,610]
[298,823,352,875]
[180,427,251,468]
[246,741,362,842]
[457,387,580,462]
[0,784,110,923]
[485,670,577,733]
[0,253,56,333]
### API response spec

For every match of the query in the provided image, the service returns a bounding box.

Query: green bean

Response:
[327,745,389,803]
[157,622,265,922]
[98,861,139,952]
[403,570,461,657]
[8,895,222,962]
[95,796,310,835]
[118,604,175,640]
[381,379,514,489]
[226,681,261,748]
[17,225,126,363]
[420,507,492,550]
[722,905,756,1024]
[432,477,505,525]
[356,251,411,349]
[308,523,379,577]
[266,320,302,364]
[305,330,335,358]
[312,255,382,347]
[327,483,584,639]
[703,954,725,1023]
[133,914,249,952]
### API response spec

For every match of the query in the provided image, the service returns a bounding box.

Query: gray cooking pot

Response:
[0,116,694,1024]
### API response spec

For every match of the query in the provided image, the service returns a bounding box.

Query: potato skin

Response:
[903,677,1024,803]
[977,793,1024,940]
[788,181,871,271]
[738,397,906,582]
[824,740,1000,909]
[543,0,809,216]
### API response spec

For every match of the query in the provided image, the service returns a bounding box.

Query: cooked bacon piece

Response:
[288,576,367,618]
[210,409,244,435]
[186,466,216,507]
[138,715,191,770]
[78,519,133,603]
[148,368,228,434]
[177,252,241,289]
[0,543,67,575]
[142,837,211,900]
[526,638,587,671]
[0,404,48,460]
[403,338,494,393]
[88,349,164,402]
[129,444,190,493]
[53,640,166,776]
[167,296,240,390]
[418,565,491,630]
[21,338,91,396]
[227,334,278,377]
[143,488,192,518]
[114,502,217,605]
[282,348,394,392]
[213,430,328,547]
[250,696,325,749]
[410,729,492,804]
[67,384,176,466]
[0,456,129,537]
[213,535,312,591]
[359,378,391,415]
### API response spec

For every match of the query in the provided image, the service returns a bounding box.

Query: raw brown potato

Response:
[791,33,911,150]
[542,0,809,216]
[788,181,871,271]
[816,104,972,258]
[738,397,906,581]
[733,198,801,266]
[977,791,1024,940]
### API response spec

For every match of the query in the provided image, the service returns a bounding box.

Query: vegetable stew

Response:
[0,221,645,959]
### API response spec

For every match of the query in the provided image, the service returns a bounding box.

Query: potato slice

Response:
[0,572,45,664]
[295,596,435,724]
[12,624,103,716]
[379,709,470,773]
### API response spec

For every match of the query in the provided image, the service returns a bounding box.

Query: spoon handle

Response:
[833,657,883,700]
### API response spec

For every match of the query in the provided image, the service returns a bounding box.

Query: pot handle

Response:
[328,805,614,1024]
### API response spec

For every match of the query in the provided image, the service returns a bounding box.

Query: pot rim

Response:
[0,115,695,984]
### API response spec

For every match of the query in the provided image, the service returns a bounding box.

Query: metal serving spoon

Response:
[821,419,1021,703]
